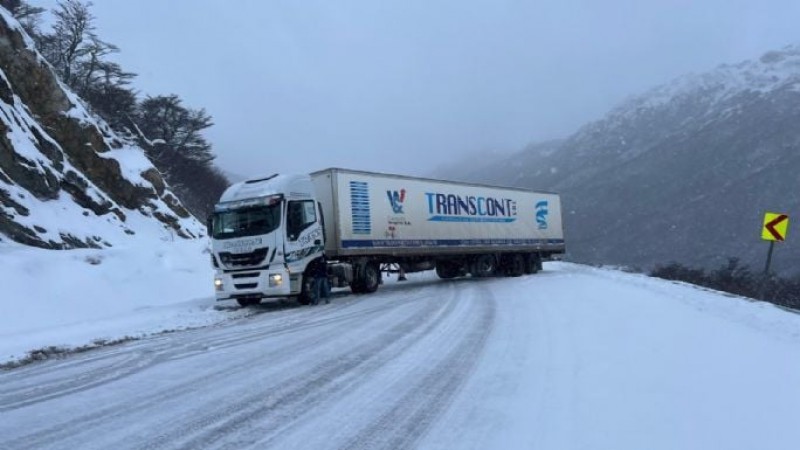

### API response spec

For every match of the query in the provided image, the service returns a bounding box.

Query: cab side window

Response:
[286,200,317,241]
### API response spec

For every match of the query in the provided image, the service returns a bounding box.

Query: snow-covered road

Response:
[2,263,799,450]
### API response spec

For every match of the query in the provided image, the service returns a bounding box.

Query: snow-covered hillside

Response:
[1,263,798,449]
[0,9,202,248]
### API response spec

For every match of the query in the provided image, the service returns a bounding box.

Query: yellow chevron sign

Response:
[762,213,789,241]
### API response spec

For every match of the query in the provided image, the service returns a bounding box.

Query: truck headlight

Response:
[214,278,223,291]
[269,273,283,287]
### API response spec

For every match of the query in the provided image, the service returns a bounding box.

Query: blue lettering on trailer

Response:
[424,192,517,223]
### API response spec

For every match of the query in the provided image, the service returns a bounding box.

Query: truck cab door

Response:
[284,199,325,287]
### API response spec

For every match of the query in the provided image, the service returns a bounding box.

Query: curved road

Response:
[0,274,497,450]
[3,264,800,450]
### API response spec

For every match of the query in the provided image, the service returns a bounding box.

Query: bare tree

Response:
[134,95,226,218]
[35,1,139,131]
[137,95,215,164]
[38,0,97,85]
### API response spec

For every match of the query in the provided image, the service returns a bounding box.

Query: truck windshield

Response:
[212,204,281,239]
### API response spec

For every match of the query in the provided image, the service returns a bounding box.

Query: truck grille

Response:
[232,272,259,279]
[219,248,269,268]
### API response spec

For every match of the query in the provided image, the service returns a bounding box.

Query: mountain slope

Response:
[0,9,202,248]
[438,46,800,274]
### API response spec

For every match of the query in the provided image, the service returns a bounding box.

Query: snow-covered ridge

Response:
[560,44,800,163]
[0,9,204,248]
[617,45,800,116]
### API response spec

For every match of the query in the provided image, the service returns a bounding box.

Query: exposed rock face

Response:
[438,46,800,275]
[0,10,202,248]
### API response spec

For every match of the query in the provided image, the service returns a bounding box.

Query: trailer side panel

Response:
[312,169,564,258]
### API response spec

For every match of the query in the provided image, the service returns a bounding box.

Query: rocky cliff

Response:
[0,9,202,248]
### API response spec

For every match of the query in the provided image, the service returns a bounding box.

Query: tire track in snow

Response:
[134,284,463,450]
[340,282,496,450]
[0,283,449,450]
[0,293,398,411]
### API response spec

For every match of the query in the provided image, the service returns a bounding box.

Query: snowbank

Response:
[0,240,248,364]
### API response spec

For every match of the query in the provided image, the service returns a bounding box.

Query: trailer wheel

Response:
[525,254,541,275]
[504,254,525,277]
[470,254,497,277]
[435,261,460,279]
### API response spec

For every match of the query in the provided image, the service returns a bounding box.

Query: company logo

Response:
[424,192,517,223]
[350,181,371,235]
[535,200,549,229]
[387,189,406,214]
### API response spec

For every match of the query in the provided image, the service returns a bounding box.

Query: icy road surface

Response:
[1,263,799,450]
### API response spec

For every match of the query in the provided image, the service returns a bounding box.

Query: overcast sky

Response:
[34,0,800,178]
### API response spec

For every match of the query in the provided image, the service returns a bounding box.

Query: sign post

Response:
[763,241,775,275]
[761,212,789,275]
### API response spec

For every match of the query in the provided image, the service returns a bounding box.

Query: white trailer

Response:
[209,168,565,306]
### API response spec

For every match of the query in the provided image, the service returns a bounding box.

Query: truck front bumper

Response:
[214,267,291,301]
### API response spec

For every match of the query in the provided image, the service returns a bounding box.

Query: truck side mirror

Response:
[205,216,212,236]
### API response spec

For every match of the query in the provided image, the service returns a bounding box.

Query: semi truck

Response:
[209,168,565,306]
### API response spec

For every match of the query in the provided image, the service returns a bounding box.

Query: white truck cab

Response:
[210,174,325,306]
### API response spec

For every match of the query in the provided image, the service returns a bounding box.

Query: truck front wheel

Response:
[297,277,314,305]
